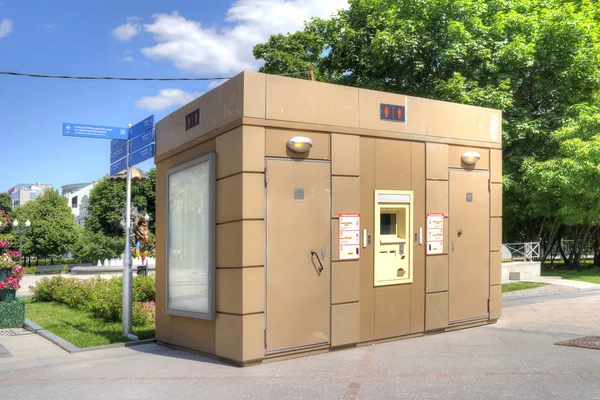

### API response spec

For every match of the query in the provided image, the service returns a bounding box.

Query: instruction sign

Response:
[339,213,360,260]
[426,213,444,255]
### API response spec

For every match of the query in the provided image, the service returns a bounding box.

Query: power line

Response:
[0,70,309,81]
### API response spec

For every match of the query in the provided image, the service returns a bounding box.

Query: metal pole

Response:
[19,230,22,265]
[123,124,138,340]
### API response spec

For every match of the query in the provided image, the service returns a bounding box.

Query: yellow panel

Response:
[375,139,412,189]
[411,141,426,333]
[490,285,501,320]
[332,176,360,218]
[491,183,502,217]
[374,284,411,339]
[217,221,264,267]
[490,251,502,286]
[359,137,375,342]
[216,127,243,179]
[358,88,407,132]
[242,126,265,172]
[242,313,265,361]
[426,255,448,293]
[215,313,243,362]
[331,303,360,347]
[266,74,359,128]
[243,72,266,119]
[425,292,448,331]
[332,261,360,304]
[448,146,490,170]
[374,190,414,286]
[490,217,502,252]
[426,143,449,180]
[426,180,448,216]
[490,149,502,183]
[242,221,265,267]
[155,73,244,157]
[216,174,242,224]
[216,269,242,314]
[331,134,360,176]
[265,129,330,160]
[242,173,265,220]
[242,267,265,314]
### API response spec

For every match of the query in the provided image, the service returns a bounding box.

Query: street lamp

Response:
[12,219,31,265]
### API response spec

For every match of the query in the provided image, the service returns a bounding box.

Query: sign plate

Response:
[380,104,406,122]
[129,130,154,153]
[63,123,128,140]
[339,213,360,260]
[110,156,127,176]
[186,109,200,131]
[129,143,154,167]
[129,115,154,139]
[110,144,128,164]
[111,139,127,152]
[426,212,444,255]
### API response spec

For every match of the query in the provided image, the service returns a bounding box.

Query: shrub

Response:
[29,275,155,326]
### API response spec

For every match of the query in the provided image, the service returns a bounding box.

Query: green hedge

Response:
[29,275,155,327]
[0,299,25,328]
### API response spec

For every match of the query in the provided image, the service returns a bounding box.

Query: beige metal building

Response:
[154,71,503,365]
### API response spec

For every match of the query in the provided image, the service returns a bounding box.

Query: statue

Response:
[131,213,155,262]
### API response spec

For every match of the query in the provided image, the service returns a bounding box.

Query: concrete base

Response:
[502,261,541,283]
[71,265,155,275]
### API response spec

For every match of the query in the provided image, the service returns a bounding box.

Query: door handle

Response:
[321,246,326,261]
[310,251,324,274]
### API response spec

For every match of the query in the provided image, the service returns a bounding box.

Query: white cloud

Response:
[122,49,134,62]
[208,80,227,89]
[112,16,142,42]
[141,0,348,74]
[0,18,13,38]
[136,88,202,111]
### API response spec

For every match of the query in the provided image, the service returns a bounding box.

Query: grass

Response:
[24,299,155,348]
[542,266,600,284]
[502,282,547,293]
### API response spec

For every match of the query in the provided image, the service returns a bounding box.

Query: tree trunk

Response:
[540,225,561,264]
[573,226,592,271]
[558,241,570,266]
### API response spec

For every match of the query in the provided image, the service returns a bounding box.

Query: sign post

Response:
[65,116,154,341]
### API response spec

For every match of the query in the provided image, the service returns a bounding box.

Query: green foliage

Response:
[29,275,155,326]
[502,282,547,293]
[85,169,155,237]
[0,299,24,328]
[71,227,125,263]
[543,267,600,284]
[25,299,154,347]
[15,189,78,259]
[254,0,600,243]
[0,193,12,235]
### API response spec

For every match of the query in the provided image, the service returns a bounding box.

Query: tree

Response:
[85,168,156,237]
[253,0,600,249]
[0,193,13,235]
[71,226,126,263]
[16,189,78,261]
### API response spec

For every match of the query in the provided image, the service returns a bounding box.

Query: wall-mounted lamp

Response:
[461,151,481,165]
[286,136,313,153]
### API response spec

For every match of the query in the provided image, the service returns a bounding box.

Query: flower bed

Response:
[29,275,155,327]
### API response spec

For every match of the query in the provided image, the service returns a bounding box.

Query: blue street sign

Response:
[110,144,128,164]
[129,115,154,139]
[129,130,154,153]
[111,139,127,152]
[129,143,154,167]
[110,156,127,176]
[63,123,128,140]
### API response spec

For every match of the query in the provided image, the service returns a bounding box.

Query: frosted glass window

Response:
[378,193,411,202]
[166,154,215,319]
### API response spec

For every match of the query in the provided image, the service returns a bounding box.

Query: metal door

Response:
[265,159,331,354]
[448,169,489,323]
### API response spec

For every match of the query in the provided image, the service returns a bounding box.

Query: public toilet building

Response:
[154,71,503,366]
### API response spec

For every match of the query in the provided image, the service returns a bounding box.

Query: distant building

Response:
[7,183,53,208]
[62,182,97,227]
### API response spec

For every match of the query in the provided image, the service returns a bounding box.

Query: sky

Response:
[0,0,348,192]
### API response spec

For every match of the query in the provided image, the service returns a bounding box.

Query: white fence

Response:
[503,242,540,262]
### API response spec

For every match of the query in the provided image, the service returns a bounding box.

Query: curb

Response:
[23,318,156,354]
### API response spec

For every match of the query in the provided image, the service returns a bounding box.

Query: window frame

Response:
[165,152,216,320]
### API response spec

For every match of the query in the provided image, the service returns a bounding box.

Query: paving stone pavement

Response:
[1,289,600,399]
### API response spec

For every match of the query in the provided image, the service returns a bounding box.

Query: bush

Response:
[29,275,155,326]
